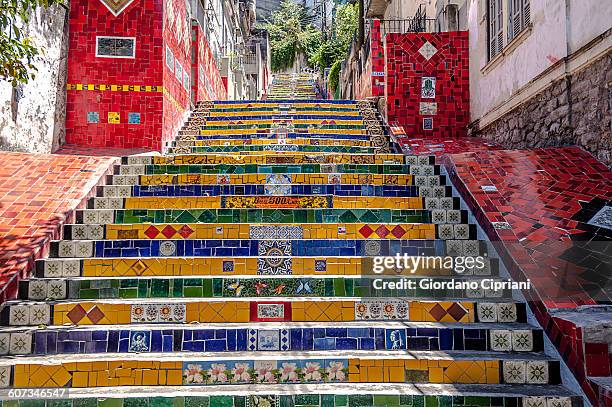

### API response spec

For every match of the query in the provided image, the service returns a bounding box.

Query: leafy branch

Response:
[0,0,64,86]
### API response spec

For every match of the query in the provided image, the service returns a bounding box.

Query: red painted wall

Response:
[193,24,228,101]
[66,0,164,149]
[385,31,470,138]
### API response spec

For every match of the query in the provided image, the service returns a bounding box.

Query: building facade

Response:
[342,0,611,166]
[63,0,268,152]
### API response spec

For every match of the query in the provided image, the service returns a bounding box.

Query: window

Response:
[166,46,174,72]
[487,0,504,60]
[508,0,531,42]
[95,36,135,58]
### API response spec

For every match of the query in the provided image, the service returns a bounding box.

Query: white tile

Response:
[62,260,81,277]
[44,259,63,278]
[71,225,88,240]
[9,332,32,354]
[75,241,94,258]
[453,224,469,239]
[425,198,439,209]
[477,303,497,323]
[546,398,571,407]
[82,209,99,224]
[0,366,10,388]
[9,304,30,326]
[526,360,549,384]
[512,330,534,351]
[98,210,115,224]
[47,280,67,300]
[88,225,104,240]
[58,241,75,258]
[29,303,51,325]
[447,210,461,224]
[102,185,117,197]
[431,210,446,224]
[523,397,547,407]
[503,360,526,384]
[0,333,10,355]
[437,224,454,240]
[433,186,446,198]
[28,280,48,300]
[489,330,512,351]
[497,303,518,322]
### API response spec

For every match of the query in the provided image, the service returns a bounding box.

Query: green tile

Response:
[73,399,97,407]
[280,396,294,407]
[399,396,413,407]
[184,398,209,407]
[209,397,233,407]
[373,396,400,407]
[233,397,245,407]
[18,401,45,407]
[334,396,348,407]
[333,278,346,296]
[463,398,489,407]
[151,279,170,297]
[184,286,203,297]
[150,398,174,407]
[424,397,438,407]
[294,396,319,406]
[321,395,334,407]
[348,396,373,407]
[97,400,123,407]
[48,401,72,407]
[124,399,149,407]
[172,398,185,407]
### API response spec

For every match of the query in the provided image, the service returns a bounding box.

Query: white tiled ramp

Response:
[0,97,584,406]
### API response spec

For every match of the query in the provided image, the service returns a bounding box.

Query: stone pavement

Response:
[0,152,116,304]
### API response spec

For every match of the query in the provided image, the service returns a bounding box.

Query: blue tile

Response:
[335,338,357,350]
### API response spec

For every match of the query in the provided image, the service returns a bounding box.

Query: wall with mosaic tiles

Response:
[193,24,228,101]
[65,0,164,149]
[385,31,470,138]
[162,0,192,149]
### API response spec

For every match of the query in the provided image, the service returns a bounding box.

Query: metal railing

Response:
[377,18,438,37]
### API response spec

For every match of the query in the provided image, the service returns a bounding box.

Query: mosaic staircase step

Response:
[123,173,417,187]
[1,298,526,326]
[36,254,497,279]
[167,145,380,154]
[75,208,459,225]
[197,115,364,121]
[88,196,438,210]
[67,223,460,242]
[0,390,583,407]
[175,133,372,140]
[19,274,513,300]
[135,154,405,166]
[170,137,374,146]
[99,184,433,198]
[50,237,488,260]
[2,321,544,355]
[1,352,562,388]
[116,163,432,175]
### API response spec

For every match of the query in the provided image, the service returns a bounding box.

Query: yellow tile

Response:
[72,371,89,388]
[142,370,158,385]
[167,369,183,385]
[389,367,405,383]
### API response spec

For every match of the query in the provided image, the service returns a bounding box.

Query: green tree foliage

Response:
[259,0,322,72]
[1,0,64,86]
[328,59,342,93]
[309,2,358,90]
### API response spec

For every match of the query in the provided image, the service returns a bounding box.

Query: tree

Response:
[259,0,322,72]
[0,0,64,86]
[309,2,358,81]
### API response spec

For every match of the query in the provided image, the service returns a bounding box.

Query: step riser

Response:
[7,327,543,356]
[2,301,527,326]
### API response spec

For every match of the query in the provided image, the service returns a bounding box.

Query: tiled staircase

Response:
[0,96,584,407]
[267,73,316,99]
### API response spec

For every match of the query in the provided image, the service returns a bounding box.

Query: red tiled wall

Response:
[385,31,470,138]
[193,24,228,101]
[370,19,384,97]
[161,0,191,149]
[66,0,164,149]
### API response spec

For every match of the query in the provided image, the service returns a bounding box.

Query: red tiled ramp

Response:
[0,151,116,303]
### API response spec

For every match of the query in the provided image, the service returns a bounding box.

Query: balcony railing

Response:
[377,18,438,37]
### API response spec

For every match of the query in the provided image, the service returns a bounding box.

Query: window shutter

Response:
[512,0,522,39]
[523,0,531,25]
[488,0,497,59]
[496,0,504,55]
